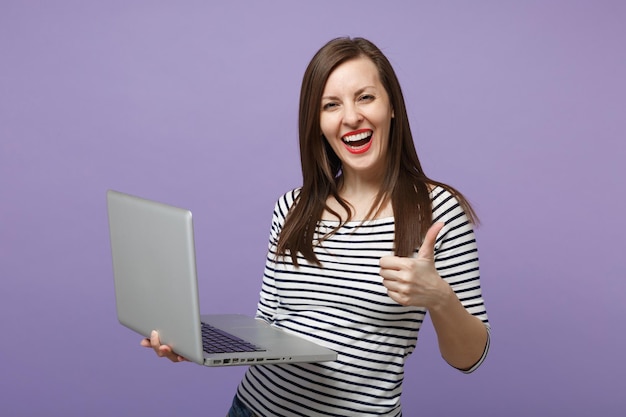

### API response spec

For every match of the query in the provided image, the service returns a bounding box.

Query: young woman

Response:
[144,37,490,417]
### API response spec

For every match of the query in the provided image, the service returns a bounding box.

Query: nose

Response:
[342,103,363,127]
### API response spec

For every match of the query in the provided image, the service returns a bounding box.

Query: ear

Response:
[391,109,395,118]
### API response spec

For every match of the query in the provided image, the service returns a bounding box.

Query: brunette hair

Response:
[277,37,477,266]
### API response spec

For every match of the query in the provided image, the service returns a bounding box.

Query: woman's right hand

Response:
[140,330,189,363]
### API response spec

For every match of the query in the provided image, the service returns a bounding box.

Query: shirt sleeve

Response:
[431,187,491,373]
[255,190,298,323]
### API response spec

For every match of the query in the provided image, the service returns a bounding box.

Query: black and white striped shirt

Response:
[237,187,490,416]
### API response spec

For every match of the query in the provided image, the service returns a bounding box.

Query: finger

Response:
[150,330,161,348]
[150,330,172,358]
[381,276,400,292]
[385,289,408,306]
[158,344,175,359]
[141,331,185,362]
[379,255,414,271]
[158,345,187,363]
[417,222,444,260]
[379,255,392,269]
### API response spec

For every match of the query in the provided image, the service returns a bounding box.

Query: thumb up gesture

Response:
[379,222,450,308]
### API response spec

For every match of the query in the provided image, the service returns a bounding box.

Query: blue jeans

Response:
[227,395,257,417]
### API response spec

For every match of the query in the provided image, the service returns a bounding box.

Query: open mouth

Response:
[342,129,373,154]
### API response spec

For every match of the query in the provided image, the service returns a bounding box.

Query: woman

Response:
[145,37,490,417]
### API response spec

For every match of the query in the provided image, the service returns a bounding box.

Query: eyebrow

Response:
[321,86,377,101]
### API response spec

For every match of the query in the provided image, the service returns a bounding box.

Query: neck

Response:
[337,170,383,199]
[328,173,391,221]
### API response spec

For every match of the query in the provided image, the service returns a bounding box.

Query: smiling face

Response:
[320,57,394,182]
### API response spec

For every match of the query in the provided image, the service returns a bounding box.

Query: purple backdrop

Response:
[1,1,624,416]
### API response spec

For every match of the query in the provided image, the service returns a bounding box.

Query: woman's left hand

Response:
[379,222,453,308]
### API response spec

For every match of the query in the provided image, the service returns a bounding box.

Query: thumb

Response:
[417,222,444,260]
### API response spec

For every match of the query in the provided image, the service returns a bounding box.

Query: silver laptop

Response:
[107,189,337,367]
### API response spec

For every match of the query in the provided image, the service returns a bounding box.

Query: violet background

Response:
[1,1,625,416]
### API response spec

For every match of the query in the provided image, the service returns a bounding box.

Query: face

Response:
[320,57,394,181]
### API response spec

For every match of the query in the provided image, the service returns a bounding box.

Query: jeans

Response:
[226,395,257,417]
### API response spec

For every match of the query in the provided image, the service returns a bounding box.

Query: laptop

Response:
[106,189,337,367]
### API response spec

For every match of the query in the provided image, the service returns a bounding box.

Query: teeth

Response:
[343,131,372,143]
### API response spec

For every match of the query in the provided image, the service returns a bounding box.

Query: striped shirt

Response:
[237,186,490,417]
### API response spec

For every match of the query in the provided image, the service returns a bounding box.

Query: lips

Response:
[342,129,373,154]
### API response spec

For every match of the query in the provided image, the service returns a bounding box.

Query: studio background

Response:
[1,1,624,416]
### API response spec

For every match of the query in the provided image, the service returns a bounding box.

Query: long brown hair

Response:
[277,37,477,266]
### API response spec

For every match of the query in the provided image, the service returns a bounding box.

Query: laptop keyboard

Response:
[201,322,266,354]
